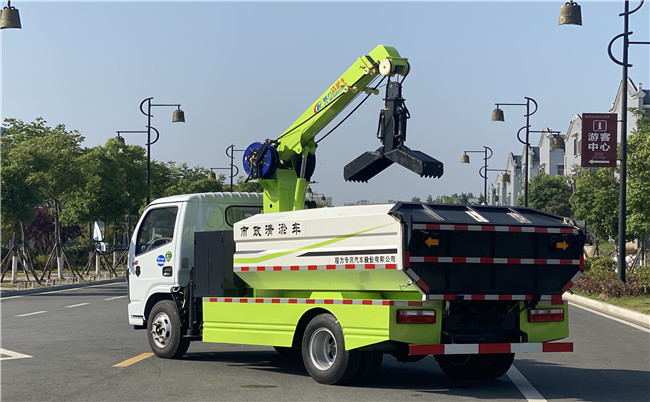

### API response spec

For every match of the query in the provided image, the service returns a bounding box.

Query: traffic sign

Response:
[581,113,617,167]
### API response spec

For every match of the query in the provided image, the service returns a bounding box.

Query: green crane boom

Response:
[242,45,443,213]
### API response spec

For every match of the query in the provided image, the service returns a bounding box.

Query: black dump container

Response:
[390,203,585,296]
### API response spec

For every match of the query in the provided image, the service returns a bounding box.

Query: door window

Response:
[136,207,178,256]
[225,205,262,226]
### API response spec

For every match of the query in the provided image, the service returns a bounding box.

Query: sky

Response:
[2,0,648,206]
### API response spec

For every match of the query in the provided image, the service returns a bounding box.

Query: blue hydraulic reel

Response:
[243,141,279,180]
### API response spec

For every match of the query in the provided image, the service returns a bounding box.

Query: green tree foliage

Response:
[627,111,650,239]
[433,193,478,205]
[1,118,84,247]
[64,137,148,239]
[569,166,618,241]
[1,120,43,227]
[151,161,225,199]
[519,171,573,216]
[232,176,263,193]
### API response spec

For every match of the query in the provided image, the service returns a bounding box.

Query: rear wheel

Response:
[302,313,360,385]
[436,353,514,380]
[147,300,190,359]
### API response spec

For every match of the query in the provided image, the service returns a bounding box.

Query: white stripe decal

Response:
[409,256,580,265]
[202,297,437,307]
[235,263,398,272]
[445,344,479,354]
[412,223,577,234]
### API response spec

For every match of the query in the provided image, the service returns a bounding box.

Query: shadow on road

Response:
[180,349,649,400]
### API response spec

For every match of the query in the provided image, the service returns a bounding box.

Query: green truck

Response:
[125,46,584,385]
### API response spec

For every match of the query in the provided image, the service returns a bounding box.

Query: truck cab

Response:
[127,192,263,327]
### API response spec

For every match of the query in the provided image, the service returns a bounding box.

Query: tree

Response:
[519,171,573,216]
[570,166,619,241]
[1,118,85,279]
[433,193,478,205]
[627,110,650,264]
[233,176,263,193]
[627,111,650,240]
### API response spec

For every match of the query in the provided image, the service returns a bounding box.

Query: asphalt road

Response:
[1,281,649,401]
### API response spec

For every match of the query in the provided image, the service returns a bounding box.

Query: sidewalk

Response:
[564,292,650,329]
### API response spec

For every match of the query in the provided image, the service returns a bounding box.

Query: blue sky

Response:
[2,0,648,205]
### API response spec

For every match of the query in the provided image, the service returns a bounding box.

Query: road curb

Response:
[0,277,126,297]
[564,292,650,329]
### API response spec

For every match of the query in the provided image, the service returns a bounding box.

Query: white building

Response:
[493,77,649,207]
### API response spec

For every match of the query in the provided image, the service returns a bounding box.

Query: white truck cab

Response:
[127,192,263,327]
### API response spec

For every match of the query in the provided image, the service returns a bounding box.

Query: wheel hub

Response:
[150,312,171,348]
[309,328,337,370]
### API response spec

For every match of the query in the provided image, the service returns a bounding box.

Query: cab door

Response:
[128,203,181,321]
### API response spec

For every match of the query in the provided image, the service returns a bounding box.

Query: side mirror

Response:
[93,221,105,242]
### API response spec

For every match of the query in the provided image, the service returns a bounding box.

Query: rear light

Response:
[397,309,436,324]
[528,308,565,323]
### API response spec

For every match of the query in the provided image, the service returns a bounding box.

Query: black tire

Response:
[353,351,383,383]
[302,313,360,385]
[436,353,514,380]
[273,346,301,357]
[147,300,190,359]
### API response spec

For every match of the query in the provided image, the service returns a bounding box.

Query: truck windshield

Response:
[225,206,262,226]
[136,207,178,256]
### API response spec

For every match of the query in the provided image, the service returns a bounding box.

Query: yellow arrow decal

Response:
[425,237,439,247]
[556,241,569,251]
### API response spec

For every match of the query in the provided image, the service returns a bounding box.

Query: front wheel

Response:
[302,313,360,385]
[435,353,514,380]
[147,300,190,359]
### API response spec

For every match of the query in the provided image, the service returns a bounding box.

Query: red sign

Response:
[581,113,617,167]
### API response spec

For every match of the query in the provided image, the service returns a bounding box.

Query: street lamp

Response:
[209,167,230,181]
[139,97,185,204]
[225,144,244,192]
[491,97,538,206]
[115,128,160,204]
[460,146,492,202]
[561,1,649,282]
[306,187,328,208]
[558,1,582,26]
[606,1,648,282]
[1,1,21,29]
[209,145,245,192]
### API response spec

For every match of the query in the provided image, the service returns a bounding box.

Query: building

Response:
[493,78,649,207]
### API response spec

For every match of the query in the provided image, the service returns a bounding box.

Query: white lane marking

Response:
[41,281,125,294]
[569,302,650,333]
[65,303,90,308]
[104,295,126,301]
[507,365,547,402]
[1,295,23,301]
[16,311,47,317]
[0,348,33,361]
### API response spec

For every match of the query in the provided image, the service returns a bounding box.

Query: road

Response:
[1,281,648,401]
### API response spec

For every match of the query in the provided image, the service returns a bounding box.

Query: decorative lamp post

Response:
[225,144,245,192]
[460,146,493,203]
[1,1,21,29]
[558,1,582,25]
[605,1,648,282]
[491,98,538,206]
[139,97,185,204]
[561,1,649,282]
